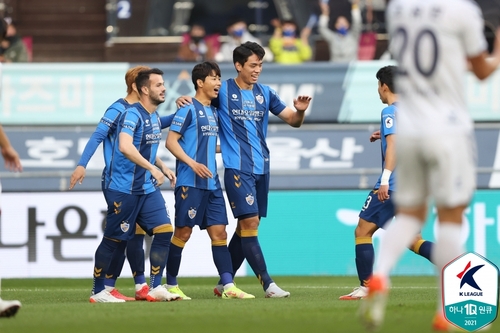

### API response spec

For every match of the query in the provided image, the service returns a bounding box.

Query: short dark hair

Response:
[233,41,265,67]
[376,65,397,93]
[0,18,7,40]
[192,61,221,90]
[135,68,164,95]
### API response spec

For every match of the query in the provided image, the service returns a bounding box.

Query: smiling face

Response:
[199,70,221,100]
[147,73,166,106]
[235,53,263,88]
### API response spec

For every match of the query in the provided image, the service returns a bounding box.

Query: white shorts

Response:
[395,133,476,208]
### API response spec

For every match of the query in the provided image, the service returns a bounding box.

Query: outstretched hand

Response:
[293,95,312,112]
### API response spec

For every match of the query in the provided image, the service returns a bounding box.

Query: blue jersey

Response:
[108,103,163,195]
[214,79,287,174]
[170,99,219,190]
[374,103,396,191]
[77,98,174,186]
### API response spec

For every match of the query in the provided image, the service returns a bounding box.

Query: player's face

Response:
[377,81,388,104]
[148,74,166,106]
[202,71,221,100]
[237,54,263,85]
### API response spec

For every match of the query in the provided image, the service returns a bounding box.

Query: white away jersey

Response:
[387,0,487,135]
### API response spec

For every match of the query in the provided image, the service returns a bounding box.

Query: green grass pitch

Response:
[0,276,492,333]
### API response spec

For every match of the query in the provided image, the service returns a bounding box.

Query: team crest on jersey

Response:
[188,208,197,219]
[245,194,254,205]
[120,221,130,232]
[385,116,393,129]
[256,94,264,104]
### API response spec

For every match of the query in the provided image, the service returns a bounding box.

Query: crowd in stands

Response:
[176,0,389,65]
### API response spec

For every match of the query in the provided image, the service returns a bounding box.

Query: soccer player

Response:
[90,68,180,303]
[165,61,254,300]
[177,42,312,298]
[70,66,175,301]
[0,17,22,318]
[339,65,434,301]
[359,0,500,330]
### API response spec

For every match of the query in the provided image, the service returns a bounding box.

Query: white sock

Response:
[433,222,464,313]
[223,283,235,290]
[374,214,422,278]
[135,283,147,291]
[104,285,115,292]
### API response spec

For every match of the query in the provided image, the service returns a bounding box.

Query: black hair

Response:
[376,65,397,93]
[0,18,7,40]
[135,68,164,95]
[192,61,221,90]
[233,41,265,67]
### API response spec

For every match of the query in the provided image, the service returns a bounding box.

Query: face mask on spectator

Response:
[283,29,295,38]
[232,28,245,38]
[337,27,348,36]
[191,35,204,43]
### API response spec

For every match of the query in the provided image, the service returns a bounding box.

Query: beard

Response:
[149,92,165,106]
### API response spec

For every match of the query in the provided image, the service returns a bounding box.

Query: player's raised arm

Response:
[469,28,500,80]
[277,95,312,127]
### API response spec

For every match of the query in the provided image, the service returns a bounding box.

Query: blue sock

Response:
[355,237,374,287]
[228,231,245,275]
[240,230,273,290]
[104,242,126,288]
[211,240,233,286]
[148,230,173,289]
[166,236,185,286]
[92,237,124,294]
[414,239,434,263]
[127,233,146,285]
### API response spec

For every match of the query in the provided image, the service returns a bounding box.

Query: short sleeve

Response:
[170,106,193,136]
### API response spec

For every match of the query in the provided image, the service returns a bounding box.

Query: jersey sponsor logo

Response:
[200,124,218,136]
[256,94,264,104]
[188,207,197,219]
[245,194,254,206]
[120,220,130,232]
[231,109,265,121]
[385,116,394,128]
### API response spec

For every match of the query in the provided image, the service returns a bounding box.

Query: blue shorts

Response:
[358,189,395,228]
[174,186,228,229]
[224,169,269,219]
[104,188,171,240]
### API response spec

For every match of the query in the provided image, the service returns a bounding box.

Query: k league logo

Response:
[442,252,499,332]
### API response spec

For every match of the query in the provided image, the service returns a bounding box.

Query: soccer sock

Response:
[92,237,123,294]
[104,241,127,289]
[374,214,422,278]
[211,240,233,286]
[166,236,185,286]
[228,230,245,275]
[240,230,273,291]
[148,226,173,289]
[355,237,374,287]
[412,239,434,263]
[432,222,463,313]
[127,232,146,285]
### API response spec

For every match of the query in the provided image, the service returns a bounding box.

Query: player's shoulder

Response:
[381,104,397,116]
[106,98,128,112]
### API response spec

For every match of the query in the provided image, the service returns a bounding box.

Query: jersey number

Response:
[393,27,439,77]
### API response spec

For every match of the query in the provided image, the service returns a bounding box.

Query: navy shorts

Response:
[103,188,171,240]
[224,169,269,219]
[358,189,395,228]
[174,186,228,229]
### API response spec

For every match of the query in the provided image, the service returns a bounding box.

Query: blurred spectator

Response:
[176,23,219,62]
[0,17,28,63]
[268,19,312,65]
[359,0,387,33]
[318,0,362,62]
[215,17,262,62]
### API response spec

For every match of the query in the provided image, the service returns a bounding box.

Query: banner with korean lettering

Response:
[1,124,500,191]
[1,190,498,278]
